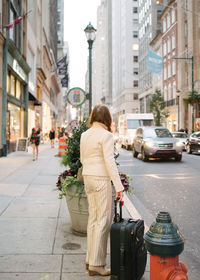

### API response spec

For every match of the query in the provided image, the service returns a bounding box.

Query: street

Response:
[117,146,200,280]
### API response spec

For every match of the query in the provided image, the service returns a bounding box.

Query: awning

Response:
[29,93,42,106]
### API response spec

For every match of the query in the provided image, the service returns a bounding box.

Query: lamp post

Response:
[176,89,181,131]
[84,22,96,115]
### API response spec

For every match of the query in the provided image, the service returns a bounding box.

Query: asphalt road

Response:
[117,146,200,280]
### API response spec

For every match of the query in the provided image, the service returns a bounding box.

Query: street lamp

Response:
[176,89,181,131]
[84,22,97,115]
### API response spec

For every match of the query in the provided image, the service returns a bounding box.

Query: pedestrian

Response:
[185,128,188,134]
[49,128,55,148]
[30,123,41,161]
[80,104,124,276]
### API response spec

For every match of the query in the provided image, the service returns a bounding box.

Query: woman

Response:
[49,128,55,148]
[80,104,124,276]
[30,124,41,161]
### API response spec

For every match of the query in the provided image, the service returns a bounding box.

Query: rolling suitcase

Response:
[110,198,147,280]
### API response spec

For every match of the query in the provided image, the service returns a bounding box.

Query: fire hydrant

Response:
[144,211,188,280]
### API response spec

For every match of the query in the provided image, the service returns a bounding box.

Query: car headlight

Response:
[175,141,183,147]
[145,141,155,148]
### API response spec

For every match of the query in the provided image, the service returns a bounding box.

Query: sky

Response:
[64,0,101,90]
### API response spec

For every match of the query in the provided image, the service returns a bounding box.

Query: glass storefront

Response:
[7,103,25,152]
[6,69,26,153]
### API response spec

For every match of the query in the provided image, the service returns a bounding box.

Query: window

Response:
[8,1,21,50]
[168,38,171,53]
[164,86,167,101]
[164,66,167,80]
[133,93,138,100]
[163,18,166,32]
[133,7,138,13]
[133,31,138,38]
[133,68,138,75]
[167,14,170,29]
[168,84,172,99]
[132,43,139,51]
[171,8,175,23]
[133,56,138,62]
[172,35,176,49]
[133,18,138,24]
[172,60,176,75]
[168,63,171,78]
[10,75,16,96]
[16,80,21,99]
[133,80,138,87]
[163,42,167,56]
[173,82,176,99]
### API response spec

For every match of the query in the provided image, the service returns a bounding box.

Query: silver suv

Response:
[132,127,183,161]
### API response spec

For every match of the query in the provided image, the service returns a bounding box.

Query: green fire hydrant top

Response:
[144,211,185,257]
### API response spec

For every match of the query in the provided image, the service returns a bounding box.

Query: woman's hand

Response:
[115,191,123,201]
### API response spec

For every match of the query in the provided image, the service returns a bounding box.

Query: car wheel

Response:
[186,145,192,154]
[175,155,182,162]
[132,146,138,158]
[141,148,148,162]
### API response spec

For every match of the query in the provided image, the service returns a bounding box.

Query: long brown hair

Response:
[89,104,112,132]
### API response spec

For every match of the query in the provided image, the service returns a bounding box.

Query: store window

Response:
[7,71,25,101]
[10,75,16,96]
[7,103,24,142]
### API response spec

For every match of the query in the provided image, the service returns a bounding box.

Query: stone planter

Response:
[66,185,116,235]
[65,185,88,234]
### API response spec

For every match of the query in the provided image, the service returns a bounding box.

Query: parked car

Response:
[185,131,200,154]
[171,132,188,151]
[132,127,183,161]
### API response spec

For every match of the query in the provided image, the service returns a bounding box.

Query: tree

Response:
[186,90,200,105]
[150,88,169,126]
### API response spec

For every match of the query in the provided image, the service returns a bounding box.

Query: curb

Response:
[124,193,149,233]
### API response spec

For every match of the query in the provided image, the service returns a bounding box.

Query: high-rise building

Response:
[93,0,112,107]
[138,0,167,113]
[112,0,139,122]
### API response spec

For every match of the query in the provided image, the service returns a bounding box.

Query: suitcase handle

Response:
[114,197,123,222]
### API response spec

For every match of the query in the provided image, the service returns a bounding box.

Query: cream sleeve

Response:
[102,132,124,192]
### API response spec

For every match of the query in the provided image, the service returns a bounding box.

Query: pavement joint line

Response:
[60,254,64,280]
[0,196,17,216]
[52,200,62,254]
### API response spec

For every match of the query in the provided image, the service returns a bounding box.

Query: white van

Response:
[118,113,154,149]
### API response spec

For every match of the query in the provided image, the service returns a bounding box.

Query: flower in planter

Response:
[119,173,134,194]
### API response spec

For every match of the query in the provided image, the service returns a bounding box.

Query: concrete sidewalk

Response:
[0,143,150,280]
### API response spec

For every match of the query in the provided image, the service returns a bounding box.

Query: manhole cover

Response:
[62,242,81,250]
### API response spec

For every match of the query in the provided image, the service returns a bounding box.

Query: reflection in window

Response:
[10,75,16,96]
[7,73,10,94]
[16,79,21,99]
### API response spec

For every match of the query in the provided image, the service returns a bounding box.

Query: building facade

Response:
[1,0,30,155]
[0,0,67,156]
[176,0,200,132]
[112,0,139,123]
[0,0,4,156]
[138,0,168,113]
[161,0,178,131]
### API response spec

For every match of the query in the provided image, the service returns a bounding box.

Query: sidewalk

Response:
[0,143,150,280]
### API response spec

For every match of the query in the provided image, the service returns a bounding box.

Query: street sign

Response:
[67,87,86,107]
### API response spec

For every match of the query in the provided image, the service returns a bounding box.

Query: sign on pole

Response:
[66,87,86,107]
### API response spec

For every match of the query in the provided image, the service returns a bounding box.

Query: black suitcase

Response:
[110,198,147,280]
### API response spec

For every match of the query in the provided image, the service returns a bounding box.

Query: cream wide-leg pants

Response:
[84,175,112,267]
